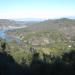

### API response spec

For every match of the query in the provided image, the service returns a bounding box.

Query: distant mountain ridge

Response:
[0,18,75,29]
[25,18,75,35]
[14,18,46,21]
[0,19,42,28]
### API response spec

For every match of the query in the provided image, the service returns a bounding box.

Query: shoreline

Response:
[0,25,27,30]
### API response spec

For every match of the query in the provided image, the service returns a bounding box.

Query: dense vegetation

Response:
[0,38,75,75]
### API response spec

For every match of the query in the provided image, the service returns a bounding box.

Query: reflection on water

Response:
[0,29,7,39]
[0,29,21,43]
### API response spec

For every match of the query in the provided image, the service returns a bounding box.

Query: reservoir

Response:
[0,29,7,39]
[0,29,20,43]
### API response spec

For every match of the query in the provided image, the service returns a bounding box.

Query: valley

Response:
[0,18,75,75]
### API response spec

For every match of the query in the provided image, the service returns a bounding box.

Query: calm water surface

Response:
[0,29,21,43]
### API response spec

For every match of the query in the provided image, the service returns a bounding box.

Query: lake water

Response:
[0,29,21,43]
[0,29,7,39]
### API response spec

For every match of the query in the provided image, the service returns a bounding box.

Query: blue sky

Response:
[0,0,75,19]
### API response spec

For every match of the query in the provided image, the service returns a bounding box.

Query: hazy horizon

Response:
[0,0,75,19]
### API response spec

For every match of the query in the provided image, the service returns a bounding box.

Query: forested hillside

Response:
[0,18,75,75]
